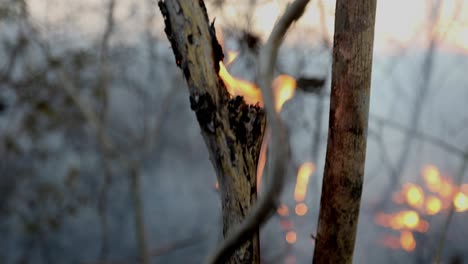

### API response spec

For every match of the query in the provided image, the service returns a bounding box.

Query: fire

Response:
[403,184,424,208]
[256,133,268,191]
[400,231,416,252]
[401,211,419,229]
[219,62,263,105]
[422,165,441,193]
[454,192,468,212]
[285,231,297,244]
[226,51,239,64]
[217,31,297,112]
[219,61,297,111]
[378,164,468,252]
[294,162,315,202]
[277,203,289,216]
[425,196,442,215]
[375,210,427,231]
[295,203,308,216]
[272,75,296,111]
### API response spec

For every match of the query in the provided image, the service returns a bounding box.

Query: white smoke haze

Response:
[1,0,467,263]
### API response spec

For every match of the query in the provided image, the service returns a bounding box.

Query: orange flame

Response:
[294,162,315,202]
[425,196,442,215]
[216,30,297,112]
[219,61,297,111]
[219,62,263,105]
[375,210,426,232]
[400,231,416,251]
[403,183,425,208]
[454,192,468,212]
[379,164,468,252]
[295,203,308,216]
[422,165,441,193]
[277,203,289,216]
[226,51,239,64]
[273,75,296,111]
[256,131,270,192]
[285,231,297,244]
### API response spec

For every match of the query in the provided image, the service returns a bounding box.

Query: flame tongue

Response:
[219,50,297,112]
[378,164,468,252]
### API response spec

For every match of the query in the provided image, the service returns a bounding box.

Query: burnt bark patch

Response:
[190,93,216,134]
[209,20,224,73]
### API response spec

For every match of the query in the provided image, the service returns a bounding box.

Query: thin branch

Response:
[206,1,310,263]
[371,114,467,157]
[434,153,468,263]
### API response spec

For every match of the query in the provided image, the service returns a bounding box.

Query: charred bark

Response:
[313,1,376,263]
[158,1,265,263]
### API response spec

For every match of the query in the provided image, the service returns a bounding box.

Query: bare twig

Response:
[206,1,310,263]
[434,153,468,263]
[371,114,466,158]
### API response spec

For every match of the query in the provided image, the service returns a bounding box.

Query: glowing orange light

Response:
[277,203,289,216]
[256,132,269,192]
[440,180,454,198]
[285,231,297,244]
[294,162,315,202]
[217,30,296,112]
[273,75,296,111]
[219,62,297,112]
[461,184,468,194]
[423,165,441,193]
[214,181,219,190]
[400,231,416,251]
[295,203,308,216]
[219,62,263,105]
[454,192,468,212]
[402,210,420,229]
[404,184,424,208]
[425,196,442,215]
[226,51,239,64]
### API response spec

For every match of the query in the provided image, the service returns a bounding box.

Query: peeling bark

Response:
[158,1,265,263]
[313,1,376,263]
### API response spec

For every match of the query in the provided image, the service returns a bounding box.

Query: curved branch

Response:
[206,1,310,263]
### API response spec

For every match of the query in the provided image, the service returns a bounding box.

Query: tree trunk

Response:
[158,1,265,263]
[313,1,376,263]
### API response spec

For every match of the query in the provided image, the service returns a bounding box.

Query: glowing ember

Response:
[401,211,419,229]
[454,192,468,212]
[440,180,454,198]
[277,203,289,216]
[461,184,468,194]
[216,32,297,111]
[256,132,269,191]
[226,51,239,64]
[294,162,315,202]
[285,231,297,244]
[400,231,416,252]
[272,75,296,111]
[295,203,308,216]
[425,196,442,215]
[219,62,263,105]
[375,210,424,231]
[423,165,441,193]
[404,184,424,208]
